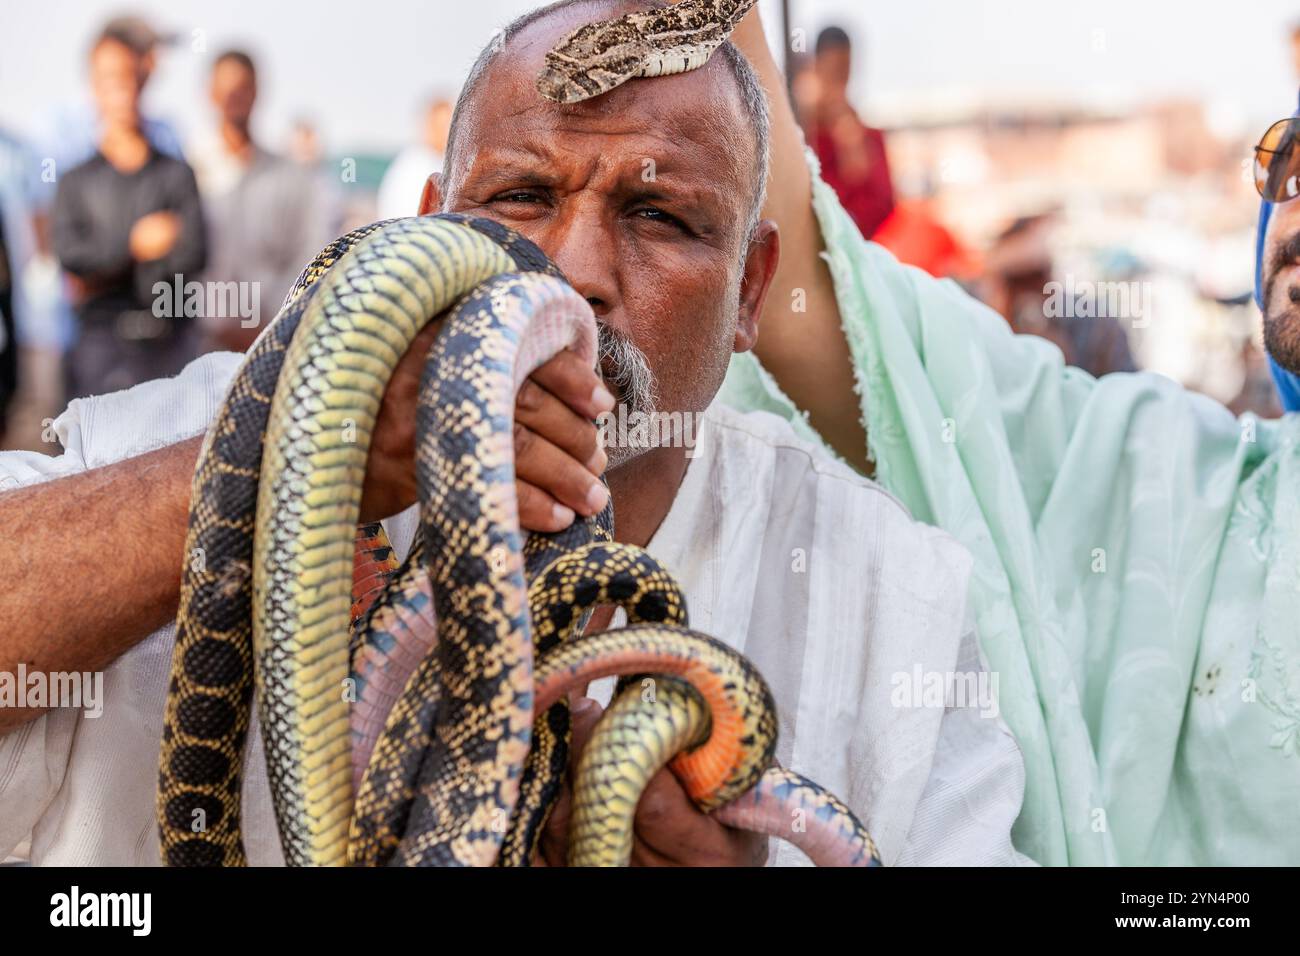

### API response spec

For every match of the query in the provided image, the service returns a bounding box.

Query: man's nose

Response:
[541,207,618,320]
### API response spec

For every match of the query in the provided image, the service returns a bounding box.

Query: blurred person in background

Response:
[0,130,39,448]
[793,25,894,239]
[29,16,186,369]
[192,50,331,352]
[980,214,1138,378]
[0,204,17,444]
[871,168,978,278]
[37,15,185,176]
[288,117,324,168]
[377,96,452,220]
[51,21,206,398]
[1,125,74,452]
[287,116,347,238]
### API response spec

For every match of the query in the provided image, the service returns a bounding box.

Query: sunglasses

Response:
[1255,117,1300,202]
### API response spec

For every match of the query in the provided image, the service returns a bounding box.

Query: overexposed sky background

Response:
[3,0,1300,153]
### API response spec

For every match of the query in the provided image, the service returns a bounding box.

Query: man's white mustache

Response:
[597,323,657,415]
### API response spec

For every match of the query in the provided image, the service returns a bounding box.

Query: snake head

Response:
[536,65,590,104]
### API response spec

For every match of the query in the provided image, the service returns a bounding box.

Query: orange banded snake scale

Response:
[155,213,880,868]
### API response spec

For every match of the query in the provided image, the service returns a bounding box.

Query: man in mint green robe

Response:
[720,154,1300,866]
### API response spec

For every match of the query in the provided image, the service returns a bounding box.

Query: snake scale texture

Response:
[156,0,879,868]
[537,0,760,103]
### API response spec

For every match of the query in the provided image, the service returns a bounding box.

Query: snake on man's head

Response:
[537,0,760,104]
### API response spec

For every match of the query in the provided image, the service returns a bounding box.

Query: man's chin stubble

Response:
[1264,304,1300,375]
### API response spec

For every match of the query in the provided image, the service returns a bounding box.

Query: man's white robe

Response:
[0,352,1029,865]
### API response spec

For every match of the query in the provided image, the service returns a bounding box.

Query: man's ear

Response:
[417,172,444,215]
[734,219,780,354]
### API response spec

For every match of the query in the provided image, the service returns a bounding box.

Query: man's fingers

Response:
[529,349,616,420]
[631,767,764,866]
[515,378,606,473]
[514,425,608,518]
[634,764,701,838]
[515,479,576,533]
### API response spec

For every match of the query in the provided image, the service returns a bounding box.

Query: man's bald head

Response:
[442,0,770,241]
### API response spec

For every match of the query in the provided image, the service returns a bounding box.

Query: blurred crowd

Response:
[0,14,451,451]
[792,22,1288,419]
[0,11,1289,455]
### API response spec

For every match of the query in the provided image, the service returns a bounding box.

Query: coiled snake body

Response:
[156,213,877,867]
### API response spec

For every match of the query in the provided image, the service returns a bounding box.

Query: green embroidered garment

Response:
[719,156,1300,866]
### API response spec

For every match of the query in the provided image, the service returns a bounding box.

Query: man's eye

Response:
[634,207,684,229]
[494,191,542,204]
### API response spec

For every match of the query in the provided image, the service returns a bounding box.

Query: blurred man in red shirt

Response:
[795,26,894,239]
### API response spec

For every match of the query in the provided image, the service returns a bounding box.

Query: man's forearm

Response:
[0,437,199,733]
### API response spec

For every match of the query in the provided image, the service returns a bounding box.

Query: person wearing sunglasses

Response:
[1253,113,1300,410]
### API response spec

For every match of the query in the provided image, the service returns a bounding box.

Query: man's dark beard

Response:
[1263,230,1300,374]
[1264,288,1300,375]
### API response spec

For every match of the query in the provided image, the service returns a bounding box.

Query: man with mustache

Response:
[1253,109,1300,409]
[0,0,1024,866]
